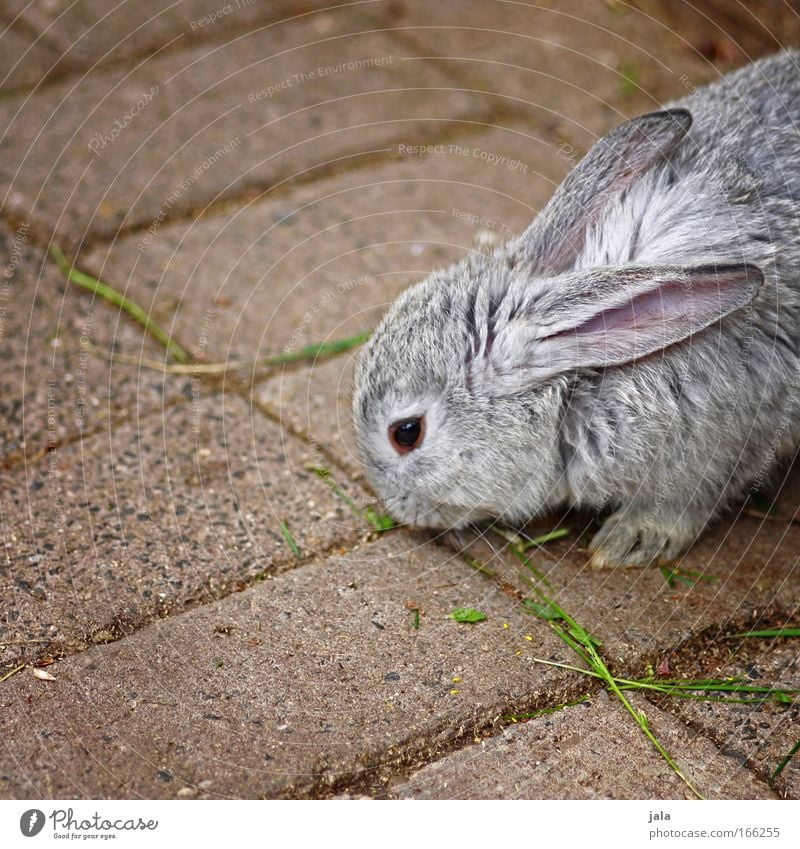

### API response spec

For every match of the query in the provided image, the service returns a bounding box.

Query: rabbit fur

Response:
[353,49,800,568]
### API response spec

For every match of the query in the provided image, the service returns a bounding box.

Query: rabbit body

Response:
[354,50,800,567]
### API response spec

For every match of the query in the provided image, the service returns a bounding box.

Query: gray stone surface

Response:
[0,393,374,668]
[84,124,569,466]
[394,689,776,800]
[82,126,562,357]
[0,534,584,799]
[444,503,800,668]
[0,8,479,244]
[0,1,351,90]
[0,0,798,803]
[0,20,61,91]
[664,638,800,798]
[0,222,187,464]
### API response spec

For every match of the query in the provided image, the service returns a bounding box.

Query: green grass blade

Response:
[659,564,718,588]
[461,553,496,579]
[507,545,552,589]
[619,59,640,99]
[93,332,371,375]
[50,245,190,364]
[261,334,370,367]
[312,466,394,533]
[549,621,595,668]
[503,694,590,723]
[461,550,704,797]
[278,521,302,558]
[616,678,798,695]
[728,628,800,639]
[524,582,701,797]
[520,527,570,550]
[772,739,800,781]
[363,506,396,532]
[581,638,703,799]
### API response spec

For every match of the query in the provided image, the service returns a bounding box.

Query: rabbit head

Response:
[353,256,570,529]
[353,108,762,531]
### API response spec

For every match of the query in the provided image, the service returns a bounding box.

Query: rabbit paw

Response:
[588,507,696,569]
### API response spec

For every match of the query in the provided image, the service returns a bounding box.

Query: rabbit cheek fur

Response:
[353,269,571,529]
[353,50,800,568]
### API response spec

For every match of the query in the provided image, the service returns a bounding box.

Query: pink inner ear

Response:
[569,280,694,337]
[535,266,759,373]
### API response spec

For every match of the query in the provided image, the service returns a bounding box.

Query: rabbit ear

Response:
[515,109,692,274]
[483,263,763,394]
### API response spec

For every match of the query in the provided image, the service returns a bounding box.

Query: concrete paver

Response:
[664,638,800,798]
[1,0,798,803]
[1,1,342,90]
[84,124,571,468]
[444,503,800,669]
[0,393,374,668]
[394,689,776,799]
[0,222,194,463]
[0,534,586,799]
[367,0,722,147]
[0,7,479,245]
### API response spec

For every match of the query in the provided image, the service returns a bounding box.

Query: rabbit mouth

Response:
[388,495,491,531]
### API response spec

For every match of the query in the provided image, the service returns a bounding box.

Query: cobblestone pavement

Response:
[1,0,799,799]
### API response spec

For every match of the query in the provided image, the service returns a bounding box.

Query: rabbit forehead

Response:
[355,257,501,410]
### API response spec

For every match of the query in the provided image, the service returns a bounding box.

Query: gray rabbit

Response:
[353,50,800,568]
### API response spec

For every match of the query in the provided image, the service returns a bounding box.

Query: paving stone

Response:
[92,124,561,357]
[0,222,186,464]
[0,21,62,91]
[643,0,800,63]
[394,689,776,799]
[80,124,570,467]
[441,483,800,671]
[0,392,374,669]
[0,1,344,89]
[256,352,362,477]
[365,0,722,154]
[0,7,479,245]
[372,0,799,150]
[0,534,586,799]
[663,638,800,798]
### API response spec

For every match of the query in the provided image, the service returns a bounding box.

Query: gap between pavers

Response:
[0,1,344,91]
[392,688,776,800]
[441,501,800,670]
[0,5,482,246]
[0,533,590,799]
[368,0,799,132]
[660,636,800,799]
[0,391,376,670]
[0,22,61,91]
[81,122,572,474]
[0,221,193,465]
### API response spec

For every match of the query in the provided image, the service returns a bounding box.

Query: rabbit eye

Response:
[388,416,425,455]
